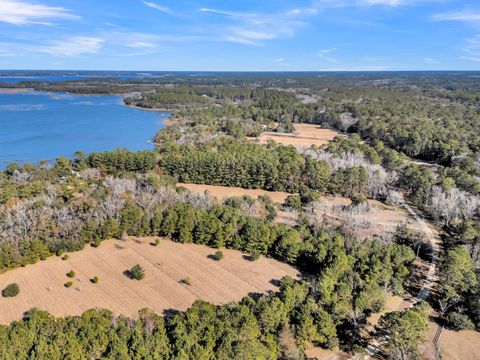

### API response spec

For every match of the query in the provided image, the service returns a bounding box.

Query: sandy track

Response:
[177,183,291,203]
[0,238,298,325]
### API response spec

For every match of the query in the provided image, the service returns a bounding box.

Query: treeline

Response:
[131,86,300,124]
[87,149,157,174]
[0,278,430,359]
[157,137,382,198]
[125,88,213,110]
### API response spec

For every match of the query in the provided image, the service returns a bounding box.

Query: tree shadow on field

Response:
[123,269,135,279]
[242,254,260,262]
[163,308,180,319]
[248,292,263,301]
[269,279,282,287]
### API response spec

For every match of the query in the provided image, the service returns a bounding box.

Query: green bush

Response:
[91,239,101,248]
[154,238,160,246]
[62,254,69,261]
[447,312,475,331]
[67,270,75,278]
[56,249,64,256]
[212,251,224,261]
[2,283,20,297]
[129,264,145,280]
[248,251,261,262]
[350,194,368,206]
[91,276,99,284]
[64,282,73,288]
[283,195,302,211]
[180,277,191,285]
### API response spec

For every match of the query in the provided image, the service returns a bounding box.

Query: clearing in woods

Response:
[0,238,299,325]
[177,183,291,203]
[252,124,343,149]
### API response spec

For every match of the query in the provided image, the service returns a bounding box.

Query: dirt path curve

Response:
[401,201,440,302]
[366,197,441,359]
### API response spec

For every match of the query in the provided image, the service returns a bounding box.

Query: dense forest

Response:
[1,72,480,358]
[0,155,421,358]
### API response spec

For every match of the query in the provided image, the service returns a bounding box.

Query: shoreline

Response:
[0,88,34,94]
[124,103,177,126]
[124,103,174,112]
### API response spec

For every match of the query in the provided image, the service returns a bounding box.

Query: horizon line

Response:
[1,69,480,73]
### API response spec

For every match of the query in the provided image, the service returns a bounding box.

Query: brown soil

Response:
[305,347,349,360]
[252,124,343,149]
[177,183,291,204]
[437,328,480,360]
[0,237,298,325]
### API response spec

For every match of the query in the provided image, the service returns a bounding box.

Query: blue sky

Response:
[0,0,479,71]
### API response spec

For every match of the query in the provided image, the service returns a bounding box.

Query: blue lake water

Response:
[0,91,168,167]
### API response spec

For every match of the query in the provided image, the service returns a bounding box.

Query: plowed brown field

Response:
[0,238,299,324]
[177,183,291,203]
[253,124,343,149]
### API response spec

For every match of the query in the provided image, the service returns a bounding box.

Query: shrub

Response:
[129,264,145,280]
[299,188,319,205]
[180,277,191,285]
[91,239,101,248]
[350,194,367,206]
[67,270,75,278]
[56,249,64,256]
[447,312,475,331]
[64,282,73,288]
[62,254,69,261]
[212,251,224,261]
[284,195,302,211]
[249,251,261,262]
[2,283,20,297]
[91,276,99,284]
[154,238,160,246]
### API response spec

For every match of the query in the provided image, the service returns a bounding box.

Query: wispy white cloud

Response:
[105,22,121,28]
[319,48,338,54]
[318,65,390,71]
[273,58,285,63]
[313,0,435,9]
[357,0,407,6]
[424,57,439,64]
[286,8,319,16]
[0,0,79,25]
[0,50,15,57]
[456,34,480,62]
[198,8,240,17]
[199,7,308,45]
[143,1,175,15]
[432,10,480,22]
[318,48,339,62]
[37,36,104,57]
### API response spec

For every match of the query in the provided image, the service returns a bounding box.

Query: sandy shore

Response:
[0,88,34,94]
[125,103,173,112]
